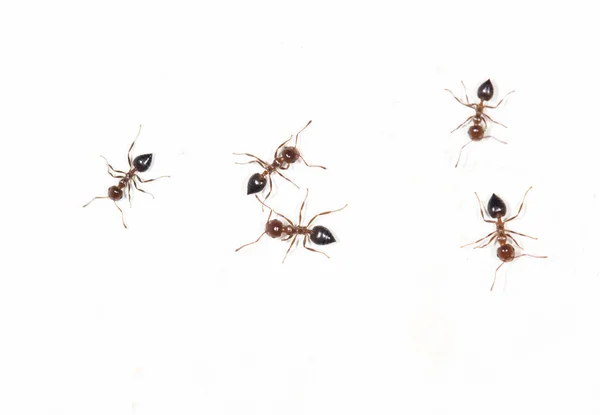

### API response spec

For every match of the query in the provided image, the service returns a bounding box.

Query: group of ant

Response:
[447,79,546,290]
[83,121,347,263]
[82,80,544,289]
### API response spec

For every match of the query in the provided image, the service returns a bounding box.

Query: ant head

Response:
[265,219,284,238]
[247,173,267,195]
[497,244,515,262]
[281,146,300,163]
[468,125,485,141]
[133,153,153,172]
[487,194,507,218]
[477,79,494,101]
[310,225,336,245]
[108,186,123,201]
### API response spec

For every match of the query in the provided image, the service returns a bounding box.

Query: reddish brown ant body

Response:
[83,126,169,228]
[462,187,546,291]
[234,121,325,203]
[446,79,514,167]
[235,190,347,263]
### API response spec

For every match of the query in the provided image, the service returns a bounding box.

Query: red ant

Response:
[83,126,169,228]
[235,190,347,263]
[462,187,547,291]
[445,79,514,167]
[234,121,325,203]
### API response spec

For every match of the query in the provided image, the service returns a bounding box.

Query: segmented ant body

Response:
[235,190,347,263]
[462,187,546,291]
[234,121,325,202]
[446,79,514,167]
[83,126,169,228]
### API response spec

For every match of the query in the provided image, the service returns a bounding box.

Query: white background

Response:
[1,0,599,414]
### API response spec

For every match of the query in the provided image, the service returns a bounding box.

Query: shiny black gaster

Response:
[133,154,153,172]
[477,79,494,101]
[487,193,507,218]
[247,173,267,195]
[310,225,336,245]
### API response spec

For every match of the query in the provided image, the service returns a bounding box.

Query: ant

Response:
[83,126,169,228]
[446,79,515,167]
[234,120,325,203]
[462,186,546,291]
[235,190,348,263]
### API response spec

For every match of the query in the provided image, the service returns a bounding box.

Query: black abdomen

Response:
[310,225,336,245]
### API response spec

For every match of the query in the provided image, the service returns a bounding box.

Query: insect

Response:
[83,126,169,228]
[445,79,515,167]
[235,190,347,263]
[234,120,325,203]
[462,187,546,291]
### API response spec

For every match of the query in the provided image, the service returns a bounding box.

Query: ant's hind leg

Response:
[274,170,300,189]
[505,186,533,222]
[233,153,270,168]
[484,90,515,109]
[474,193,496,223]
[128,125,143,168]
[445,88,476,109]
[101,156,127,177]
[133,180,155,199]
[135,174,170,183]
[302,236,330,259]
[113,201,127,229]
[306,204,348,227]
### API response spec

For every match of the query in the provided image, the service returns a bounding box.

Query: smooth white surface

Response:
[1,0,599,414]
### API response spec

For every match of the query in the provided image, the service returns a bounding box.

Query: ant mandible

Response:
[234,121,325,203]
[462,186,546,291]
[83,125,169,228]
[235,189,348,263]
[446,79,515,167]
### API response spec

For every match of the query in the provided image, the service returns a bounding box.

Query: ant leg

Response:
[505,186,533,222]
[273,170,300,189]
[445,88,477,109]
[482,113,508,128]
[235,232,266,252]
[233,153,270,168]
[474,193,496,223]
[506,230,537,240]
[302,235,330,259]
[127,181,133,208]
[515,253,548,260]
[474,234,499,249]
[461,231,497,248]
[306,204,348,228]
[293,120,313,147]
[100,156,127,176]
[450,116,475,133]
[298,189,309,224]
[484,90,515,109]
[128,125,143,168]
[454,140,472,168]
[282,235,298,264]
[254,195,294,226]
[299,154,326,170]
[133,179,155,199]
[113,201,127,229]
[483,135,508,145]
[274,135,294,159]
[135,174,170,183]
[234,160,269,170]
[491,262,507,291]
[263,175,273,206]
[461,81,471,104]
[506,234,523,249]
[83,196,108,208]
